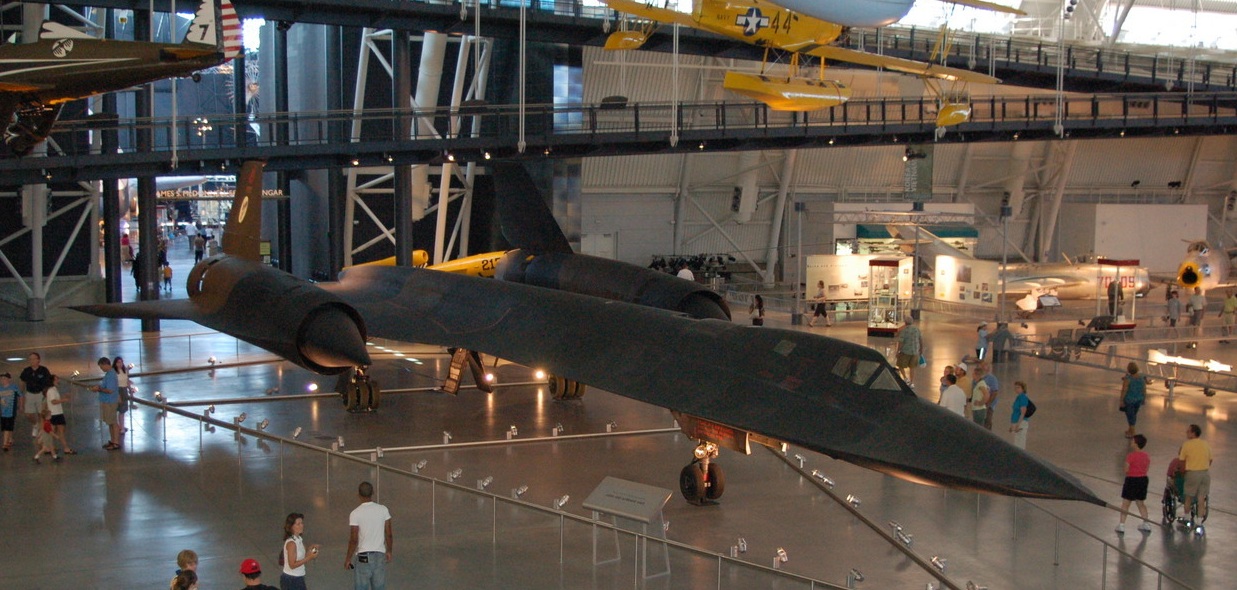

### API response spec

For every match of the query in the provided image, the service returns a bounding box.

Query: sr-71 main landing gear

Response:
[338,366,380,412]
[679,441,725,505]
[548,374,586,400]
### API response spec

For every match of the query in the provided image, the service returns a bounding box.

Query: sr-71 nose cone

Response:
[827,395,1104,504]
[299,305,372,370]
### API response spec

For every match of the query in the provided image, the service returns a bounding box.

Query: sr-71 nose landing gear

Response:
[680,441,725,505]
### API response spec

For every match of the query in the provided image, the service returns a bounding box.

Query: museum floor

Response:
[1,247,1233,589]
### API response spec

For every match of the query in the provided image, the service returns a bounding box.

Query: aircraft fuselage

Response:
[766,0,914,28]
[0,39,223,106]
[1177,240,1232,293]
[693,0,845,51]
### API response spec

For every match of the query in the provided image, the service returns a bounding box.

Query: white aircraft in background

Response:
[1175,240,1236,293]
[886,224,1151,300]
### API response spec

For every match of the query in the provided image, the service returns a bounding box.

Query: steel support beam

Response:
[274,22,292,272]
[1037,141,1078,262]
[763,149,797,286]
[394,29,415,266]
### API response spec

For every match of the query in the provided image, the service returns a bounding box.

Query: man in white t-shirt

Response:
[938,374,967,417]
[676,262,695,281]
[345,481,392,590]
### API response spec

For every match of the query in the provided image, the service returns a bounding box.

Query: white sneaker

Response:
[1115,523,1125,534]
[1138,522,1152,533]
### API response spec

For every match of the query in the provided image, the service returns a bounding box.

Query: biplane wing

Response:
[805,44,999,84]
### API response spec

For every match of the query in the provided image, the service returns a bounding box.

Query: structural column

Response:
[21,3,47,320]
[274,21,292,272]
[99,11,122,303]
[394,30,415,266]
[327,25,346,276]
[101,98,122,303]
[134,8,158,331]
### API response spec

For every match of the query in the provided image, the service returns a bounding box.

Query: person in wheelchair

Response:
[1162,457,1186,525]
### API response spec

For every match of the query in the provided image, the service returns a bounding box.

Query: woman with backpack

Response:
[1008,381,1034,449]
[1120,362,1148,438]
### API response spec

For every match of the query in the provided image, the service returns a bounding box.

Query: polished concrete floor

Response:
[1,245,1234,589]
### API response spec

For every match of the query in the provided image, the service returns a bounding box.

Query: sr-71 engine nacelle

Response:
[186,255,370,374]
[495,249,731,321]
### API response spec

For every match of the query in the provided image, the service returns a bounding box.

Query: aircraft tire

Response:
[549,377,586,400]
[679,463,706,504]
[566,380,586,400]
[549,376,569,400]
[344,383,360,412]
[358,382,372,409]
[367,381,381,410]
[704,463,725,500]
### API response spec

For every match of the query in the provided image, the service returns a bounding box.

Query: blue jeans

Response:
[1123,401,1142,426]
[353,553,386,590]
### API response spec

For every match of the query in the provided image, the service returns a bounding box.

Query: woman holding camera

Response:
[281,512,322,590]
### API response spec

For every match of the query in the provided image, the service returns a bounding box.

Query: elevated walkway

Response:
[6,91,1236,184]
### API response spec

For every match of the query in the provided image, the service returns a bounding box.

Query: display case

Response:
[867,258,913,336]
[1095,258,1140,329]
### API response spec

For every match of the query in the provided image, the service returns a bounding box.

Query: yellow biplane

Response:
[602,0,1023,126]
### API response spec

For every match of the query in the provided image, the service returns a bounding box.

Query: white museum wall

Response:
[1059,203,1207,273]
[579,193,676,266]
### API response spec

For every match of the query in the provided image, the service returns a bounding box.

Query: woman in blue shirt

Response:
[1120,362,1147,439]
[1009,381,1031,449]
[0,372,20,451]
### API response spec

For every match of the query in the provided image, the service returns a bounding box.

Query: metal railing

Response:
[35,91,1237,162]
[775,448,1195,590]
[130,393,847,589]
[1011,324,1237,395]
[851,26,1237,90]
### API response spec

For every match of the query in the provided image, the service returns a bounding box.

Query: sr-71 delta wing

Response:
[0,0,241,156]
[76,161,1102,508]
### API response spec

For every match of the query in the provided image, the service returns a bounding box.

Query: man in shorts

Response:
[19,352,52,440]
[91,357,122,450]
[1221,290,1237,343]
[1179,423,1212,529]
[894,316,922,386]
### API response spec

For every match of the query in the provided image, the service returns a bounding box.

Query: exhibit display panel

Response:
[806,254,897,302]
[934,255,1000,308]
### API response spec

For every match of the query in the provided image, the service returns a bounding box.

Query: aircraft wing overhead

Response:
[1007,275,1079,287]
[601,0,697,27]
[806,45,999,84]
[72,299,203,323]
[325,264,1103,505]
[162,47,222,60]
[490,162,573,254]
[948,0,1026,15]
[40,21,95,40]
[0,81,51,92]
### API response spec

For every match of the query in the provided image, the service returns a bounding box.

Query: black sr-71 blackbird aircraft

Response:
[0,0,240,156]
[78,161,1103,507]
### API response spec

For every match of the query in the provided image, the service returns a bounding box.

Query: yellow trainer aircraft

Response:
[602,0,1022,124]
[355,250,505,277]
